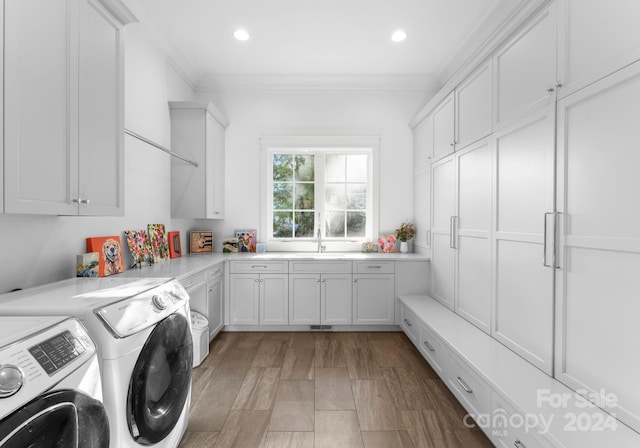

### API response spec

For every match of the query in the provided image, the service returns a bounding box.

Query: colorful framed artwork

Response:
[222,237,239,253]
[190,231,213,254]
[168,231,182,258]
[76,253,99,277]
[235,229,257,252]
[377,235,396,253]
[124,230,151,266]
[148,224,170,263]
[86,236,125,276]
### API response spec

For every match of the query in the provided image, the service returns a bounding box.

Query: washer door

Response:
[0,389,109,448]
[127,312,193,445]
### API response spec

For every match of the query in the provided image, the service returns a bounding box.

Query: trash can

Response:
[190,311,209,367]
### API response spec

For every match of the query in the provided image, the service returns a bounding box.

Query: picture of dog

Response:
[102,238,124,275]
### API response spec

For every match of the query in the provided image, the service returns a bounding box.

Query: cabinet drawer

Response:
[289,261,351,274]
[206,263,224,281]
[492,393,553,448]
[178,270,206,290]
[419,324,447,377]
[447,352,491,418]
[354,261,394,274]
[230,260,288,273]
[399,305,420,344]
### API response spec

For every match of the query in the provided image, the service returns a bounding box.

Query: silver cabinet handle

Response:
[254,279,259,283]
[72,198,80,203]
[211,269,221,276]
[449,216,458,249]
[514,440,526,448]
[423,340,435,352]
[366,265,382,269]
[251,265,267,269]
[546,87,555,94]
[456,376,473,394]
[403,318,412,327]
[80,199,90,204]
[543,212,559,268]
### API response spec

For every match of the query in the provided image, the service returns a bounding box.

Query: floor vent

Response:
[309,325,332,331]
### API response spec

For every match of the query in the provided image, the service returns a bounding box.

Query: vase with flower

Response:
[395,221,415,253]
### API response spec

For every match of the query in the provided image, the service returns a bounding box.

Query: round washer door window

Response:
[0,390,109,448]
[127,312,193,445]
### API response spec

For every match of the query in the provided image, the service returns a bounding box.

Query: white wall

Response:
[0,25,205,293]
[197,88,425,247]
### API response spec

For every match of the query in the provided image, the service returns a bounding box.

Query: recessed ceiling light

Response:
[234,29,250,41]
[391,30,407,43]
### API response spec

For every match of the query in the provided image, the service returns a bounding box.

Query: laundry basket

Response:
[190,311,209,367]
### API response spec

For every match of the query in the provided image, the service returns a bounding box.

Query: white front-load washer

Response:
[0,315,109,447]
[0,277,193,448]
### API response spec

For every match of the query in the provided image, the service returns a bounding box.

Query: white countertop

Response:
[118,252,429,279]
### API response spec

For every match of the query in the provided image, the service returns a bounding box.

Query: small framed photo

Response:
[168,231,182,258]
[190,231,213,254]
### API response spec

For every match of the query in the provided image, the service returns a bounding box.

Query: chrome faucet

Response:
[317,227,323,253]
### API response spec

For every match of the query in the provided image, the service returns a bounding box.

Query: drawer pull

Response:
[514,440,526,448]
[403,318,412,327]
[423,340,435,352]
[456,376,473,394]
[211,269,221,275]
[251,265,267,269]
[366,265,382,269]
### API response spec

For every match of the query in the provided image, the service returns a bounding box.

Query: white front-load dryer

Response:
[0,315,109,447]
[0,277,193,448]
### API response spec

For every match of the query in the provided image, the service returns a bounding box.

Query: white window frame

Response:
[260,136,380,252]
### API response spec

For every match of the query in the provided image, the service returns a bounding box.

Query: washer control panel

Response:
[28,331,86,376]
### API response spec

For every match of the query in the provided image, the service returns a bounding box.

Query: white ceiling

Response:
[125,0,527,90]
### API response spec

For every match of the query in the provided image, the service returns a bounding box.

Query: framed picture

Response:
[124,230,151,266]
[235,229,257,252]
[86,236,125,276]
[190,231,213,254]
[168,231,182,258]
[147,224,170,263]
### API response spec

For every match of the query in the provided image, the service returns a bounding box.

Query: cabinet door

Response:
[494,2,557,130]
[455,59,492,149]
[555,63,640,432]
[352,274,395,325]
[455,139,492,334]
[413,115,434,167]
[321,274,352,325]
[288,274,320,324]
[207,274,224,339]
[432,92,456,161]
[4,0,79,215]
[206,114,225,219]
[260,274,289,325]
[413,116,433,251]
[557,0,640,98]
[229,274,260,324]
[493,106,555,375]
[431,155,456,310]
[77,0,124,216]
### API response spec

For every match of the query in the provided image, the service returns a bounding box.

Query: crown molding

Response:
[195,73,440,93]
[98,0,138,24]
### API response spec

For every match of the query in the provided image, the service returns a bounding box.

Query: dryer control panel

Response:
[29,331,86,376]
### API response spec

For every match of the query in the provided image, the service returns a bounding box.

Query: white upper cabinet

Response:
[169,102,228,219]
[432,92,456,161]
[554,61,640,432]
[3,0,131,215]
[557,0,640,98]
[455,59,493,150]
[493,2,558,130]
[412,115,433,251]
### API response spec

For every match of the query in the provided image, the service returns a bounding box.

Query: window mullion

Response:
[315,153,324,239]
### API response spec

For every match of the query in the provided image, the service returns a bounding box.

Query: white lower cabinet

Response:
[418,323,446,377]
[352,274,394,324]
[491,393,553,448]
[446,352,492,428]
[399,306,419,344]
[206,264,224,339]
[229,273,288,325]
[289,273,352,325]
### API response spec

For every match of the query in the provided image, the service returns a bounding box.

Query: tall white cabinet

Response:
[169,102,228,219]
[554,61,640,432]
[3,0,132,215]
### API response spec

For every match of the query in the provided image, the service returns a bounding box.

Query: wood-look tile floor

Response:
[179,331,492,448]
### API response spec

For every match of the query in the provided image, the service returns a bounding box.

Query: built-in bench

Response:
[398,295,640,448]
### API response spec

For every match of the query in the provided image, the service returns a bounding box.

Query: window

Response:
[261,137,379,251]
